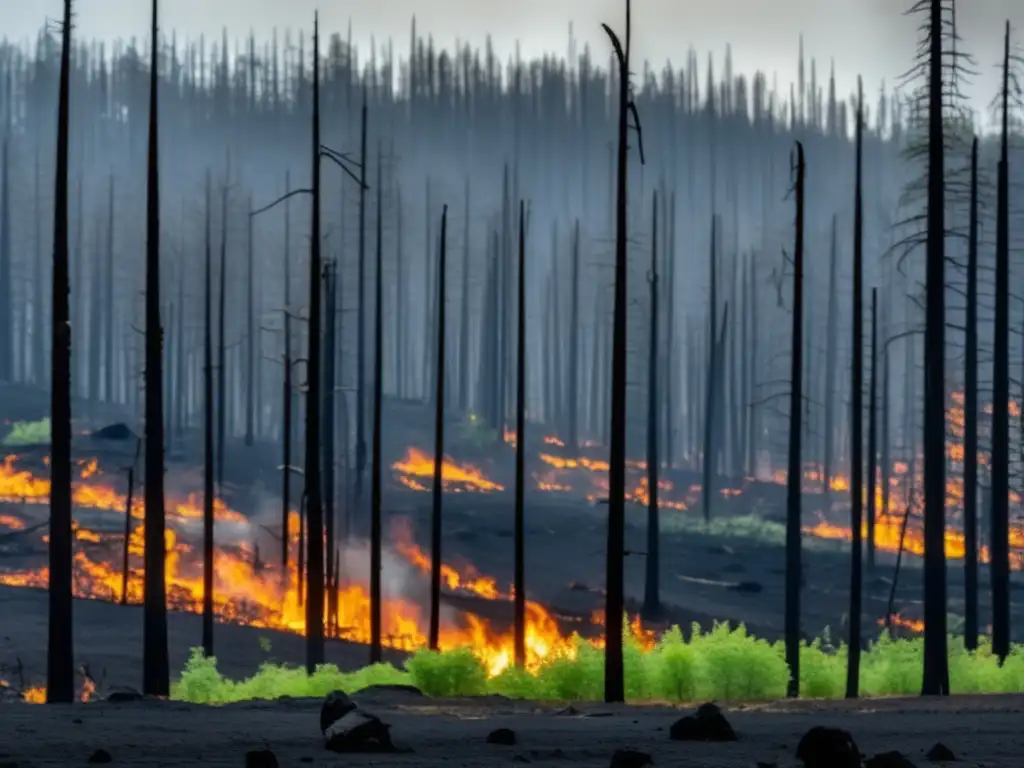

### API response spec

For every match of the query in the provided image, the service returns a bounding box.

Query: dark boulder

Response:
[669,702,737,742]
[90,423,135,441]
[796,726,860,768]
[925,743,956,762]
[486,728,517,746]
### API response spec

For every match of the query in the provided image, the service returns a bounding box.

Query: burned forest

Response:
[2,3,1024,751]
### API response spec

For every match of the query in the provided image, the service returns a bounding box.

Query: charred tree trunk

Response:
[202,169,215,658]
[355,94,369,507]
[142,0,170,697]
[0,72,10,383]
[370,153,385,663]
[281,170,293,576]
[46,0,75,705]
[867,287,879,575]
[921,0,950,695]
[459,179,470,412]
[963,136,979,652]
[322,261,337,610]
[702,215,718,521]
[567,219,581,450]
[245,195,255,445]
[514,199,527,669]
[429,204,448,651]
[601,0,642,704]
[784,141,805,699]
[304,14,326,674]
[643,191,660,620]
[847,81,864,701]
[217,159,229,490]
[823,214,838,493]
[990,21,1011,664]
[104,175,115,402]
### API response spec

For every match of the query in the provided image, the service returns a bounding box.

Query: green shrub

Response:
[3,418,51,446]
[171,625,1024,706]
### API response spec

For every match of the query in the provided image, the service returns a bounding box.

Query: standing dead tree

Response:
[46,0,75,705]
[784,141,805,699]
[142,0,171,698]
[600,0,646,704]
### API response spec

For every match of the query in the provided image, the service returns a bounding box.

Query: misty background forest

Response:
[1,0,1024,708]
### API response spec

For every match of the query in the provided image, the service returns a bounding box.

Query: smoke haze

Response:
[2,1,1021,120]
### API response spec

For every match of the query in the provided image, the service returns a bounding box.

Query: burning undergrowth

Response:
[0,451,636,677]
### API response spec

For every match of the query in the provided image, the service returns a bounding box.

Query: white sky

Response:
[2,0,1021,116]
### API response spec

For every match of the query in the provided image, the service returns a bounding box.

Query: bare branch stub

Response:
[250,188,313,217]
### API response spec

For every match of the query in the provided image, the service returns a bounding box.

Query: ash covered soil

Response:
[1,691,1020,767]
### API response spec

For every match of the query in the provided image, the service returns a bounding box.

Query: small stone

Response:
[796,726,860,768]
[104,687,143,703]
[244,748,279,768]
[320,690,356,733]
[609,749,653,768]
[324,708,395,753]
[925,743,956,762]
[865,751,916,768]
[669,702,737,742]
[87,750,112,765]
[487,728,517,746]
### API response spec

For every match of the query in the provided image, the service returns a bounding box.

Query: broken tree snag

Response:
[323,709,396,753]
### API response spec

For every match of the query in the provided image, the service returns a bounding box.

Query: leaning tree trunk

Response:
[47,0,75,706]
[784,141,805,699]
[142,0,170,697]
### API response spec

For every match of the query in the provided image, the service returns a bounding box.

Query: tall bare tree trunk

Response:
[643,191,660,619]
[202,169,215,658]
[142,0,170,697]
[784,141,805,699]
[370,152,385,663]
[847,80,864,700]
[963,136,979,651]
[921,0,950,695]
[304,13,326,673]
[513,200,526,668]
[989,21,1012,665]
[429,204,449,651]
[46,0,75,705]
